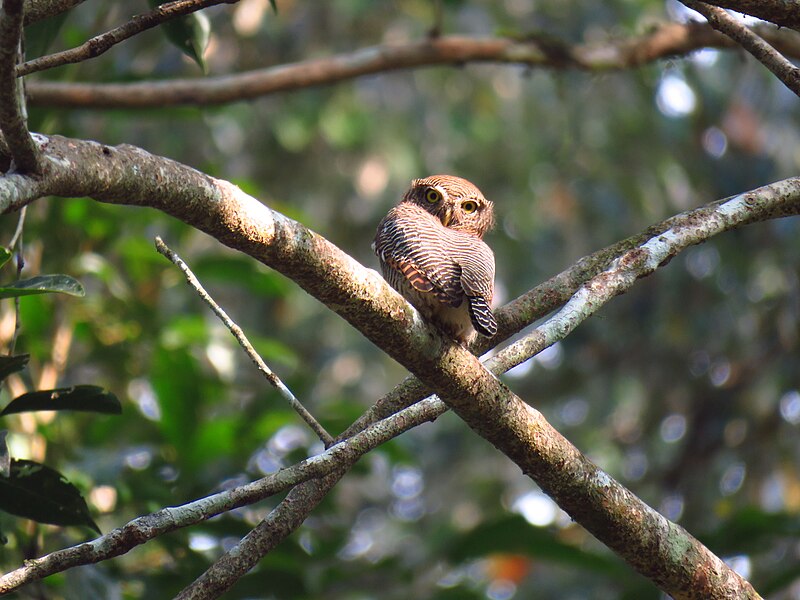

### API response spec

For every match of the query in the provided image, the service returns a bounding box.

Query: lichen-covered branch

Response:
[684,1,800,97]
[0,0,42,173]
[700,0,800,31]
[3,135,793,597]
[24,24,800,109]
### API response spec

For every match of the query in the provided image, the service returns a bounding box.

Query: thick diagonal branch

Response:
[179,183,794,598]
[2,136,792,597]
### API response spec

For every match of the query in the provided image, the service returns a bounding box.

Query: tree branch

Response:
[175,469,350,600]
[700,0,800,31]
[684,1,800,97]
[22,0,86,26]
[0,396,445,594]
[183,183,796,598]
[17,0,240,77]
[24,24,800,109]
[154,235,335,447]
[342,228,661,438]
[3,135,794,597]
[0,250,602,594]
[0,0,42,173]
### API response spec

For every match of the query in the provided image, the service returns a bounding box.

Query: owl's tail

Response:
[468,296,497,338]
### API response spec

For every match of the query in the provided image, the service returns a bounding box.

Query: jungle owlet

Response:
[373,174,497,345]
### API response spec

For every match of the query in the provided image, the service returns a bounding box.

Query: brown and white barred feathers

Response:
[373,175,497,345]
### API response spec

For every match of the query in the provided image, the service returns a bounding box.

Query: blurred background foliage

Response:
[1,0,800,598]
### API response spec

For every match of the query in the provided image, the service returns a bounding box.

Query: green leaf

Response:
[1,385,121,416]
[268,0,278,13]
[0,354,29,383]
[0,431,8,479]
[0,275,85,299]
[0,248,11,270]
[149,1,211,73]
[0,459,100,533]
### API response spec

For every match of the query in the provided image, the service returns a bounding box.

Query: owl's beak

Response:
[441,206,453,227]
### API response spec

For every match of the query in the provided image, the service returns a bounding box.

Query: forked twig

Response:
[155,236,334,446]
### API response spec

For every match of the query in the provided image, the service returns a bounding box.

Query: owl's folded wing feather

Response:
[457,239,497,337]
[374,209,465,307]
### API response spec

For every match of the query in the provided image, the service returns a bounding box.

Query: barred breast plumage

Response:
[373,175,497,345]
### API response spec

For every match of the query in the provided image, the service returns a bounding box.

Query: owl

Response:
[373,174,497,345]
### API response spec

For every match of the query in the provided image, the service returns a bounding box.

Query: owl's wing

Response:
[456,239,497,337]
[457,241,494,300]
[374,209,464,307]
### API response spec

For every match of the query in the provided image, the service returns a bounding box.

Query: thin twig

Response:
[0,395,444,595]
[683,1,800,97]
[8,205,26,355]
[0,0,42,173]
[8,203,26,248]
[154,236,334,447]
[17,0,240,77]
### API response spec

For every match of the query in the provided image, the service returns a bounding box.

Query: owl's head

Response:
[403,174,494,238]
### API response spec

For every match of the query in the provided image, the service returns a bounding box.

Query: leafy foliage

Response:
[2,0,799,598]
[0,460,99,533]
[0,267,113,537]
[0,385,121,416]
[0,275,85,299]
[148,0,210,72]
[0,355,29,383]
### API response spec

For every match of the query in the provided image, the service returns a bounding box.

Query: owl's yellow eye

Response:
[462,200,478,213]
[425,189,442,203]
